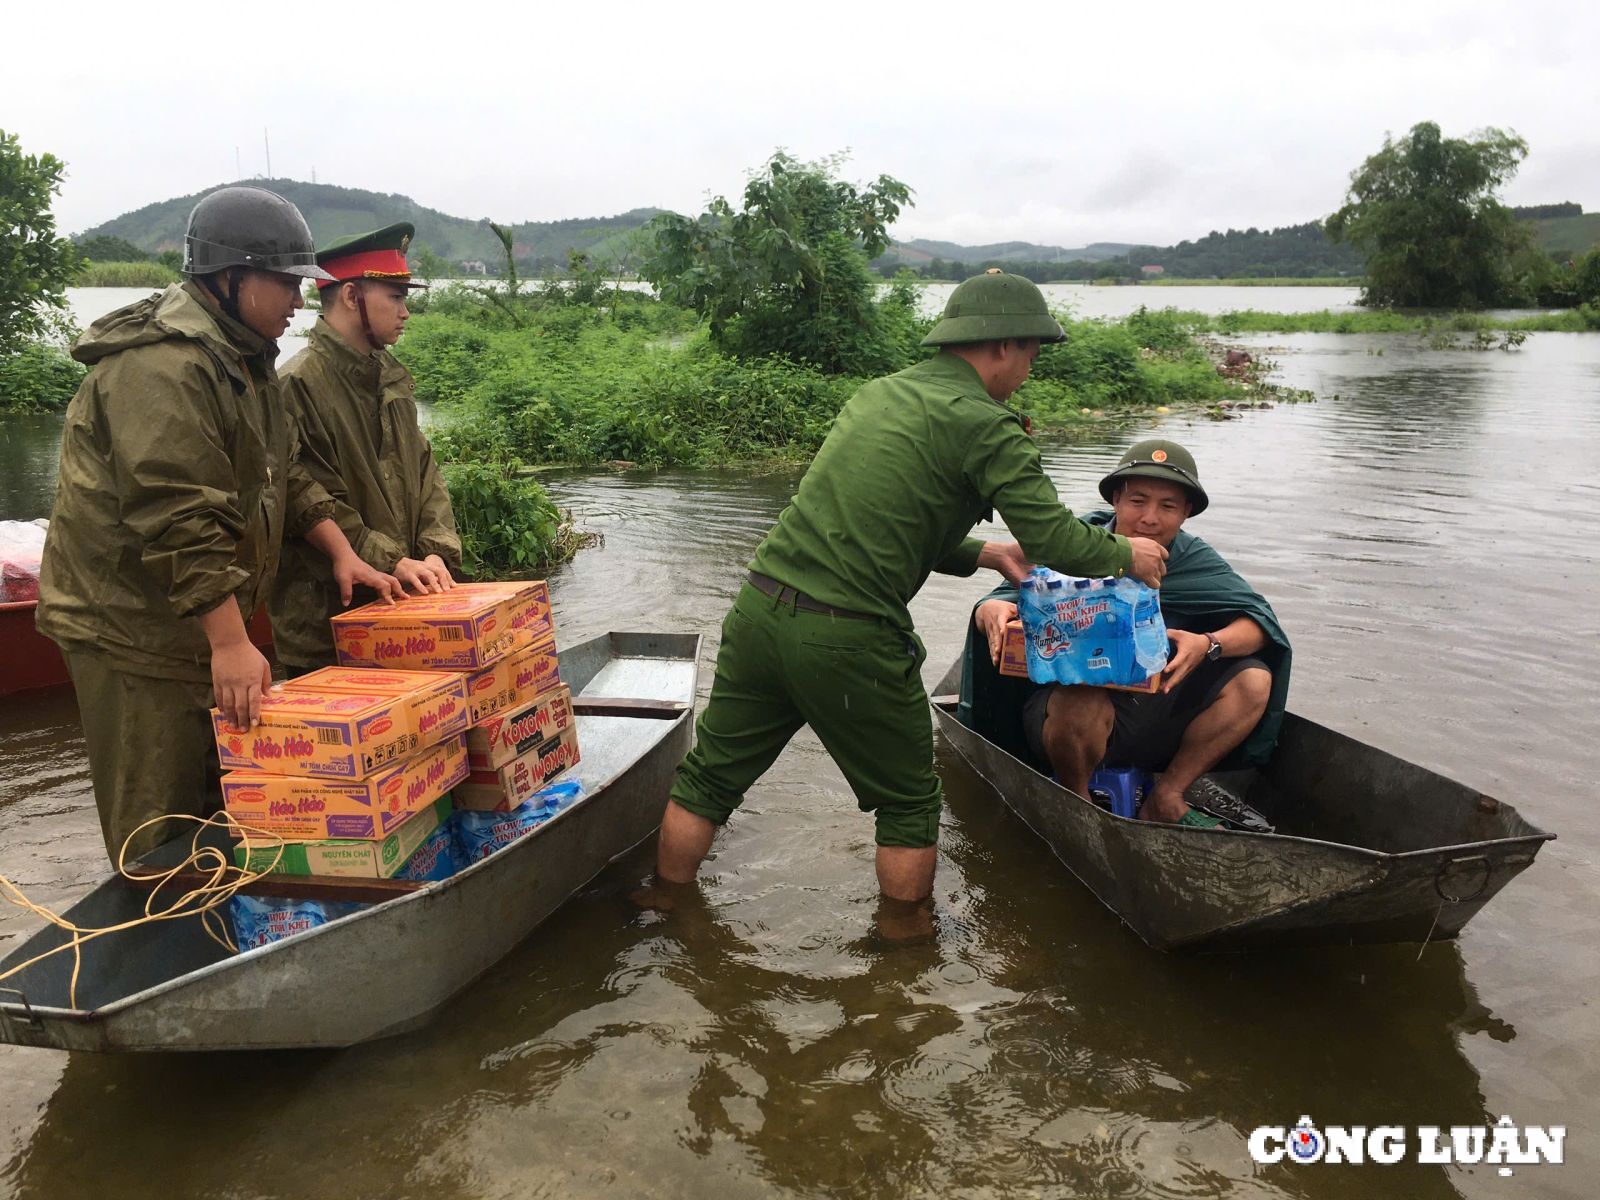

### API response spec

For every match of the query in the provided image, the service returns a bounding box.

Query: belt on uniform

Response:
[746,571,875,620]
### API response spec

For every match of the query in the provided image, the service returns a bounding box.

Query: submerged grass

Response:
[74,260,179,288]
[1143,277,1362,287]
[1153,306,1600,334]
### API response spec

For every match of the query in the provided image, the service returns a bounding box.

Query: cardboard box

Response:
[221,736,468,840]
[455,724,580,812]
[999,619,1030,679]
[466,684,574,771]
[215,671,470,779]
[231,794,453,878]
[462,635,561,726]
[998,619,1160,692]
[330,581,552,672]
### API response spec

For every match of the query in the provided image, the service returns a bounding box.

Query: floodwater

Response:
[1,316,1596,1198]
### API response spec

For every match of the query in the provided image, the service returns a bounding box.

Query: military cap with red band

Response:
[315,221,429,290]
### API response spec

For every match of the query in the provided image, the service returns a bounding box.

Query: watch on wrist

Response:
[1204,632,1223,662]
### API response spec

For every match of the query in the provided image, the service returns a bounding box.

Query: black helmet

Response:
[182,186,336,281]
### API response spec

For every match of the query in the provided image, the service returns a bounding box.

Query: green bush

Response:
[440,461,586,578]
[0,340,84,412]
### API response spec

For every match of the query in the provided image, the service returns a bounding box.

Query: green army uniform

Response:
[671,285,1133,847]
[268,222,459,672]
[37,283,313,860]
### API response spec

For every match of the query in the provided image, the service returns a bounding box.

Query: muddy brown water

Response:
[1,331,1596,1198]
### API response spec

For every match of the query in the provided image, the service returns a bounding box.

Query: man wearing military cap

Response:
[269,221,463,674]
[38,186,401,863]
[963,437,1293,826]
[655,271,1170,903]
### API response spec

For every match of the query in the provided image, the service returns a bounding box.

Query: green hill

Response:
[1529,211,1600,260]
[77,178,663,273]
[888,238,1134,264]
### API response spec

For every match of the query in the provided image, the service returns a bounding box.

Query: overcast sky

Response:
[6,0,1597,249]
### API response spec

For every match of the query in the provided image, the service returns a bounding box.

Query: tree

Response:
[642,151,914,375]
[76,234,149,262]
[1,129,82,354]
[1325,121,1534,308]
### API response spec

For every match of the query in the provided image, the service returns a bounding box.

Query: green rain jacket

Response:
[267,319,460,669]
[37,283,312,683]
[958,510,1293,767]
[749,353,1132,632]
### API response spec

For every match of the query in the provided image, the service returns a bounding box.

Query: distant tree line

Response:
[875,222,1365,282]
[75,234,182,271]
[1509,202,1582,220]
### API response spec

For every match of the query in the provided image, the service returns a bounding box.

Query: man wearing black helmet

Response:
[964,438,1292,827]
[37,185,399,863]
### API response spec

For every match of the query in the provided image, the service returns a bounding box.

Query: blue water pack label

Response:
[1017,568,1169,687]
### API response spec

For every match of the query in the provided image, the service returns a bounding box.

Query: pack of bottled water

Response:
[1016,567,1169,687]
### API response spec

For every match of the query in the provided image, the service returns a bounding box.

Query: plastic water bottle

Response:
[1128,580,1170,678]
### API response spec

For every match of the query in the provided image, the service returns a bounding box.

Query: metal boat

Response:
[0,631,699,1051]
[930,657,1553,952]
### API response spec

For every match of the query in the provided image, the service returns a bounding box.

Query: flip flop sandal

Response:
[1176,808,1226,830]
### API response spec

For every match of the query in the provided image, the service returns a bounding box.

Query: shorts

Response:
[1021,656,1270,771]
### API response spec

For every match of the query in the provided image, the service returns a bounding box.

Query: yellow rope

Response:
[0,812,291,1009]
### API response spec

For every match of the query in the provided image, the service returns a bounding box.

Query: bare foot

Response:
[1137,785,1192,824]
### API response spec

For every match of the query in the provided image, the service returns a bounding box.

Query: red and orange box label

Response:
[466,684,574,772]
[330,581,552,672]
[221,736,468,840]
[455,724,580,812]
[212,670,468,779]
[461,635,561,726]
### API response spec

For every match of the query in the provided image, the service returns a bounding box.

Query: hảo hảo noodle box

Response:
[221,736,467,840]
[213,670,470,778]
[460,634,561,726]
[330,581,551,671]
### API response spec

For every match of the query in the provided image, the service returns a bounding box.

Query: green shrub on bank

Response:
[0,341,85,413]
[1022,310,1234,415]
[74,260,179,288]
[440,461,589,578]
[401,287,1286,474]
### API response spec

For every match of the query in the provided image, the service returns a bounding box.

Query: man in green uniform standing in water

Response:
[656,271,1170,902]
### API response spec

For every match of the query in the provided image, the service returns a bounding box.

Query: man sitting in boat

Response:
[960,439,1292,827]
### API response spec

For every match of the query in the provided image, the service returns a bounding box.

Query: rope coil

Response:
[0,813,291,1009]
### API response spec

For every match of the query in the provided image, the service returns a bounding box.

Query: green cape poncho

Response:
[956,510,1292,769]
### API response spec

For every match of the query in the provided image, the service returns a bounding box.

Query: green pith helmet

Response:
[921,268,1066,347]
[1098,438,1209,515]
[181,186,335,280]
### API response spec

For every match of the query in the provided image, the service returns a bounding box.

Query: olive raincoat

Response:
[38,282,304,678]
[267,319,460,670]
[36,282,313,860]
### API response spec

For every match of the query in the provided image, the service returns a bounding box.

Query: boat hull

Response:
[0,632,698,1051]
[0,601,275,698]
[931,660,1553,952]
